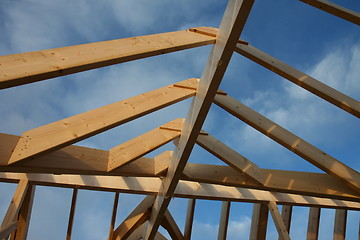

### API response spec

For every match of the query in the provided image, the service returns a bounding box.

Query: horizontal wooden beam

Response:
[214,94,360,192]
[299,0,360,26]
[0,29,215,89]
[1,173,360,210]
[234,43,360,118]
[8,78,198,165]
[196,133,265,185]
[108,119,183,171]
[1,134,359,201]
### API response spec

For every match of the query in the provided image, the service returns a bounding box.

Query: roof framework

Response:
[0,0,359,239]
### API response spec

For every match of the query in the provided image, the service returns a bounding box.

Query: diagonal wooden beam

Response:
[280,205,292,237]
[0,180,29,231]
[196,133,265,185]
[0,30,215,89]
[214,94,360,192]
[127,222,168,240]
[268,201,290,240]
[299,0,360,26]
[234,43,360,118]
[108,118,184,171]
[8,78,198,165]
[161,210,184,240]
[113,195,155,240]
[0,221,18,240]
[145,0,255,238]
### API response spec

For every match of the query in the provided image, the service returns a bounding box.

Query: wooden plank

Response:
[218,201,231,240]
[184,199,196,240]
[1,173,360,209]
[300,0,360,25]
[0,180,29,230]
[0,30,215,89]
[268,201,290,240]
[280,205,292,236]
[113,195,155,240]
[333,209,347,240]
[8,78,198,165]
[161,210,184,240]
[3,133,358,201]
[214,94,360,192]
[249,203,268,240]
[196,134,265,185]
[66,188,78,240]
[307,207,321,240]
[145,0,255,238]
[108,192,119,240]
[10,184,35,240]
[234,43,360,118]
[0,222,18,240]
[127,223,168,240]
[108,119,183,171]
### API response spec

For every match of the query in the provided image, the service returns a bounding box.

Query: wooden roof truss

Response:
[0,0,359,239]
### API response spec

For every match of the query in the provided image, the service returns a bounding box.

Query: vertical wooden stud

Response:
[184,199,196,240]
[109,192,120,240]
[249,203,268,240]
[218,201,231,240]
[307,207,321,240]
[66,189,78,240]
[333,209,347,240]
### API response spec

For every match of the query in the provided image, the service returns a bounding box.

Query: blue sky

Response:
[0,0,359,239]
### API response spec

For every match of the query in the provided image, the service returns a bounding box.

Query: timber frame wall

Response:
[0,0,359,239]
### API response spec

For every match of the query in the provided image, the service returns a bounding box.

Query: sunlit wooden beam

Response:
[0,30,215,89]
[249,203,268,240]
[268,201,290,240]
[8,78,198,165]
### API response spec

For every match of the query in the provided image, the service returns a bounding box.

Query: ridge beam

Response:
[0,29,215,89]
[196,133,265,185]
[214,94,360,192]
[108,118,184,171]
[144,0,255,238]
[8,78,198,165]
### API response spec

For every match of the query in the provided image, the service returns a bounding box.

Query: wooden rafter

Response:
[196,133,265,185]
[8,78,198,165]
[108,118,184,171]
[299,0,360,25]
[214,94,360,192]
[0,30,215,89]
[145,0,255,238]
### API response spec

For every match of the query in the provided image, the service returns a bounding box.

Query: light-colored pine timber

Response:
[0,222,18,240]
[214,94,360,192]
[268,201,290,240]
[0,180,29,231]
[307,207,321,240]
[333,209,347,240]
[108,118,183,171]
[2,173,360,210]
[2,133,359,201]
[8,78,198,165]
[66,189,78,240]
[234,43,360,118]
[145,0,255,238]
[218,201,231,240]
[0,30,215,89]
[184,199,196,240]
[249,203,268,240]
[300,0,360,25]
[127,223,168,240]
[10,184,35,240]
[161,210,184,240]
[113,195,155,240]
[280,205,292,236]
[108,192,119,240]
[196,134,265,185]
